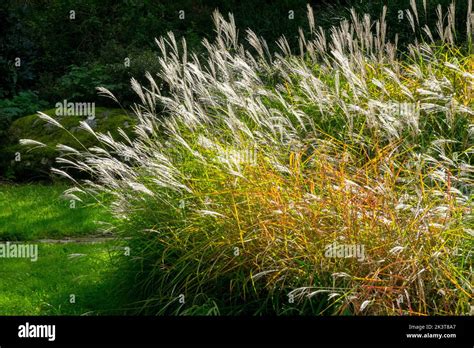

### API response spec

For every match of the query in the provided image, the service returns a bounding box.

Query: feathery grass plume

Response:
[436,4,445,41]
[37,111,64,129]
[410,0,420,26]
[55,144,80,154]
[447,2,456,44]
[422,25,435,43]
[406,10,416,33]
[19,139,47,148]
[96,86,119,104]
[307,4,315,34]
[27,1,474,315]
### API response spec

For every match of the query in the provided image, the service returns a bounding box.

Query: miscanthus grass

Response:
[24,1,473,315]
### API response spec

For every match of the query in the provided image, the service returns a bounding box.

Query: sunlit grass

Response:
[0,242,125,315]
[0,184,115,240]
[25,1,474,315]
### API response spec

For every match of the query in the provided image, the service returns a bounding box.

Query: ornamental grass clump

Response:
[24,1,473,315]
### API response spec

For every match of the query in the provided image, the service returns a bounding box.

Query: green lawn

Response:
[0,184,115,240]
[0,242,126,315]
[0,183,125,315]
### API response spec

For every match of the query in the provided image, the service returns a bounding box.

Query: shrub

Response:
[101,49,164,106]
[0,90,48,121]
[3,107,135,182]
[38,52,165,108]
[0,91,49,180]
[48,64,124,104]
[30,1,474,315]
[0,3,38,99]
[4,0,471,107]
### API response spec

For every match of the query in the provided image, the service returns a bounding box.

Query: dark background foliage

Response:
[0,0,469,181]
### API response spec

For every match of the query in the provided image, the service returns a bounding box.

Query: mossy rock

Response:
[2,107,137,181]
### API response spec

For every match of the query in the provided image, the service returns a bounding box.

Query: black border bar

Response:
[0,316,471,346]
